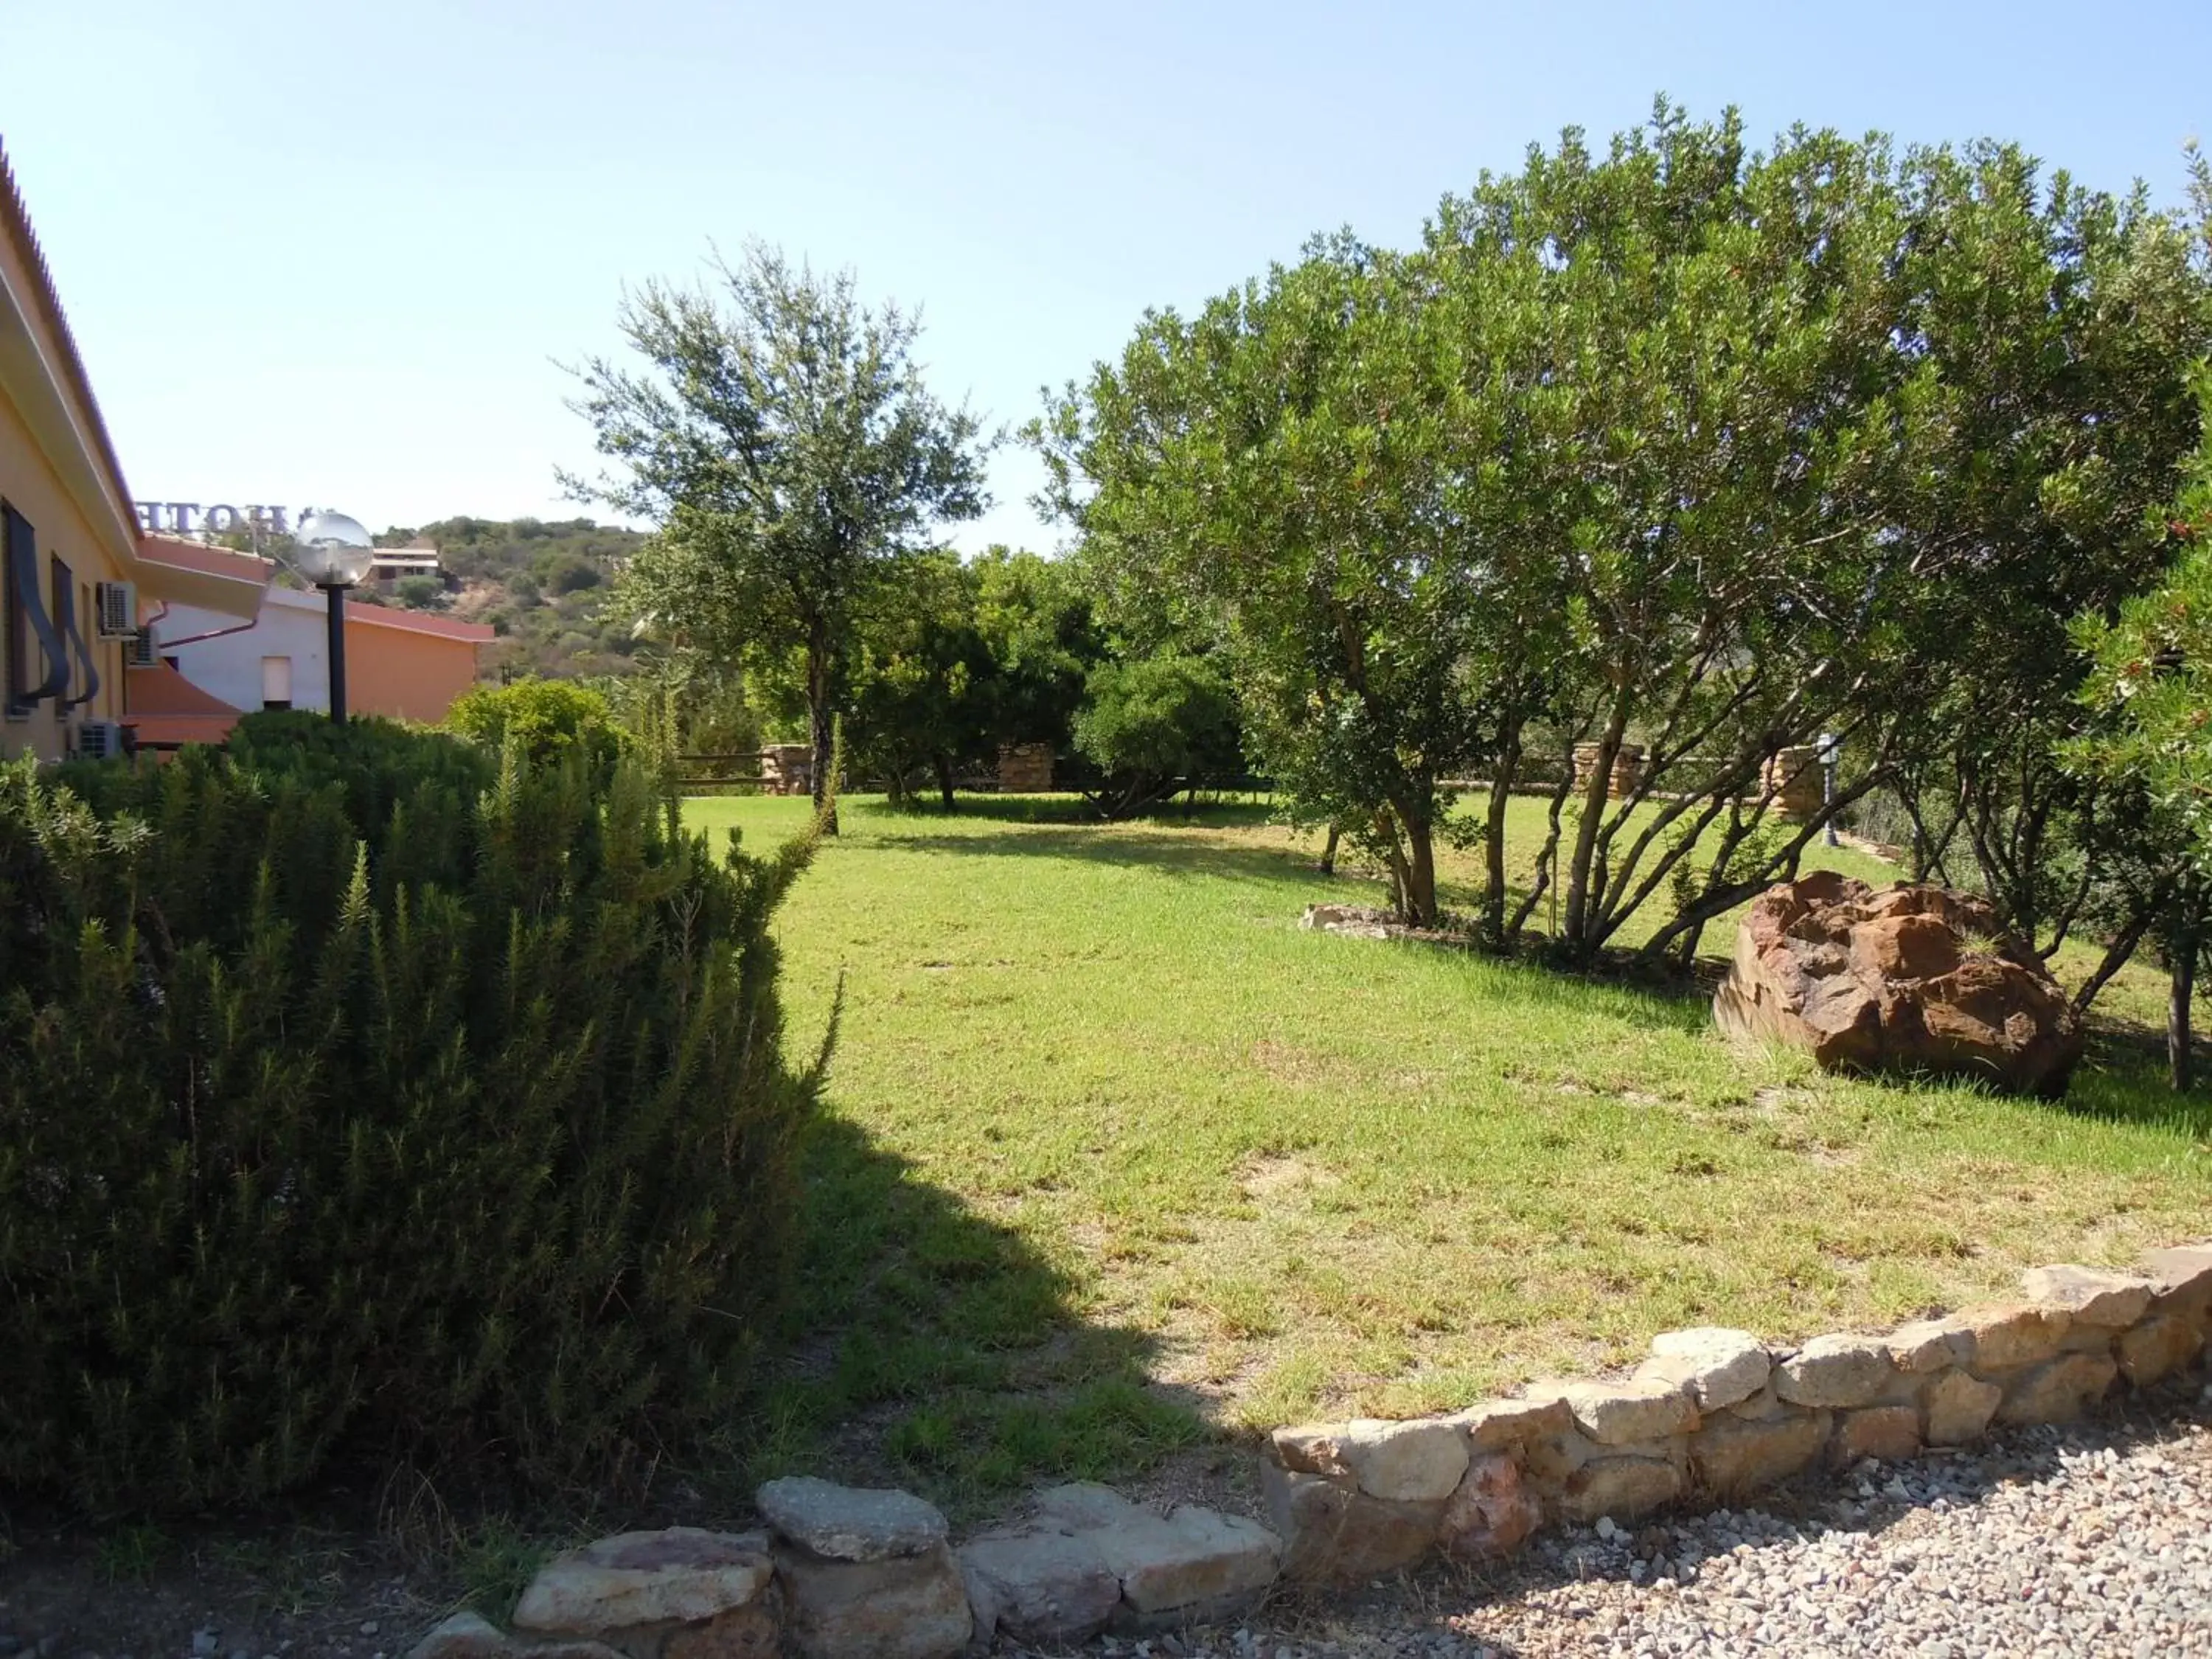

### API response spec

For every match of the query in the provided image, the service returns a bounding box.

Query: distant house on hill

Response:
[159,585,493,726]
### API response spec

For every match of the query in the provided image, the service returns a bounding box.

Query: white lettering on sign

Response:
[134,502,316,537]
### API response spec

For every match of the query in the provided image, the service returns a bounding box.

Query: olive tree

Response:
[566,243,992,830]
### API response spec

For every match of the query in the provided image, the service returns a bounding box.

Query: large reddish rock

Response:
[1712,873,2083,1097]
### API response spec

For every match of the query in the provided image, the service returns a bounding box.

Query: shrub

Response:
[394,574,444,609]
[0,715,825,1509]
[448,679,627,778]
[1072,655,1241,817]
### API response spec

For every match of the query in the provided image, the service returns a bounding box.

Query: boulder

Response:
[2021,1265,2154,1328]
[1261,1465,1441,1583]
[1886,1317,1976,1374]
[1924,1370,2003,1446]
[1444,1395,1576,1453]
[1774,1334,1897,1409]
[1638,1328,1771,1411]
[1268,1416,1468,1502]
[1031,1484,1279,1621]
[1548,1378,1700,1446]
[2117,1315,2204,1388]
[1690,1411,1829,1496]
[1556,1455,1683,1524]
[1711,873,2084,1097]
[1961,1304,2072,1371]
[958,1529,1121,1647]
[757,1477,948,1562]
[1832,1405,1922,1465]
[774,1543,970,1659]
[1998,1352,2118,1426]
[512,1528,775,1640]
[1436,1453,1543,1564]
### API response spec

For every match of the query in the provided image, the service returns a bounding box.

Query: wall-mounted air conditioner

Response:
[124,627,160,669]
[73,719,128,760]
[94,581,137,639]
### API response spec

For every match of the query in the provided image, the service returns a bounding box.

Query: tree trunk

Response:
[1318,822,1340,876]
[807,639,838,835]
[1481,746,1517,946]
[1562,698,1629,951]
[934,754,957,811]
[1390,797,1439,928]
[2171,927,2198,1093]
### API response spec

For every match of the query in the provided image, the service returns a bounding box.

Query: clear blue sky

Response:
[9,1,2208,552]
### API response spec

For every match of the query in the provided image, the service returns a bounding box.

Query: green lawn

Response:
[690,792,2212,1515]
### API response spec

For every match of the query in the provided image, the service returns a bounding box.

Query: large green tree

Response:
[2073,370,2212,1087]
[567,243,993,830]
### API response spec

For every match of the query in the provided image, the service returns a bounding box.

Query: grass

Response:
[689,790,2212,1515]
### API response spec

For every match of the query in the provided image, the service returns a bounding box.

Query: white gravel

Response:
[1059,1386,2212,1659]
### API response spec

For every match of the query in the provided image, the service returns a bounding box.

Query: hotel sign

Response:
[135,501,318,536]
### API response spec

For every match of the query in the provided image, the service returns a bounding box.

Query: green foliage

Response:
[568,240,994,821]
[375,517,650,680]
[1072,655,1240,818]
[394,574,443,609]
[0,716,826,1510]
[447,678,629,778]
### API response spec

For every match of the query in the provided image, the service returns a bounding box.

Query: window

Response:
[53,557,98,711]
[261,655,293,711]
[4,504,66,717]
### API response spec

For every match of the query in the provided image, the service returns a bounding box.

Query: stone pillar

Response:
[1573,742,1645,800]
[1762,745,1823,821]
[762,743,813,797]
[996,742,1054,793]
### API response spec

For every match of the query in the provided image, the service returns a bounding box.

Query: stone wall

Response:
[996,742,1055,793]
[1571,742,1646,800]
[760,744,813,797]
[408,1245,2209,1658]
[1261,1248,2211,1585]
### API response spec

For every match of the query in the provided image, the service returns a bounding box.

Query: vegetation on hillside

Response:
[370,516,650,679]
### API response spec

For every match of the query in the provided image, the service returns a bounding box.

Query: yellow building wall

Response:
[0,376,124,762]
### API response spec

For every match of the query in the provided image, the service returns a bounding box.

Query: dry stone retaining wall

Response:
[408,1245,2210,1658]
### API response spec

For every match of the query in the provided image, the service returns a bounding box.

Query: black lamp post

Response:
[294,511,375,723]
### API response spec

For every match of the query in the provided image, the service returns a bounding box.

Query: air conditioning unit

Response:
[73,719,128,760]
[123,627,160,669]
[94,580,136,639]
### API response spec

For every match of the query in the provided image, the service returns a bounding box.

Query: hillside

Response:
[369,515,650,679]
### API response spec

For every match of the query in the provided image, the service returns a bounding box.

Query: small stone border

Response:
[406,1244,2211,1659]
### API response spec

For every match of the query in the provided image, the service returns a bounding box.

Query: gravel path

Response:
[1070,1384,2212,1659]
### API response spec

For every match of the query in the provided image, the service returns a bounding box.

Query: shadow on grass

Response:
[882,823,1335,893]
[856,793,1281,830]
[737,1112,1204,1521]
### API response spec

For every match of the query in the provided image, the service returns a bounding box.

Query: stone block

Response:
[1556,1456,1683,1524]
[664,1600,782,1659]
[775,1542,970,1659]
[2143,1244,2212,1315]
[757,1478,948,1562]
[1997,1352,2118,1426]
[1887,1316,1976,1374]
[1723,1382,1792,1422]
[1924,1369,2003,1446]
[513,1529,775,1640]
[1443,1394,1576,1453]
[1833,1405,1921,1465]
[1267,1416,1467,1501]
[1774,1333,1895,1408]
[958,1529,1120,1647]
[1261,1464,1441,1584]
[2117,1312,2205,1388]
[1691,1411,1829,1497]
[1436,1452,1543,1564]
[1033,1485,1279,1616]
[1551,1378,1700,1446]
[1638,1328,1771,1411]
[2021,1265,2154,1328]
[1961,1303,2071,1371]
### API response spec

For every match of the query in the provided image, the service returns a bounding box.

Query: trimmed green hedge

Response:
[0,713,824,1509]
